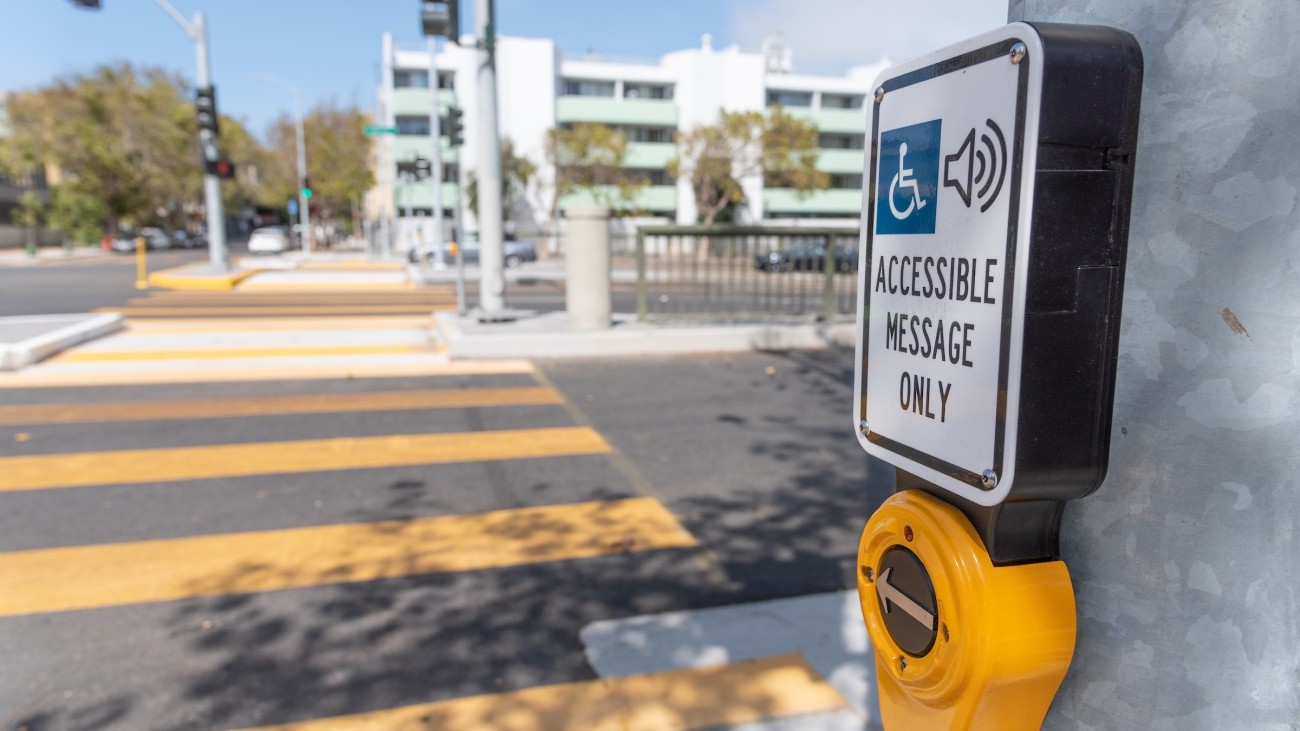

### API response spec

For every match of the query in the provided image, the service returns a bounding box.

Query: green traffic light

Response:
[302,188,313,199]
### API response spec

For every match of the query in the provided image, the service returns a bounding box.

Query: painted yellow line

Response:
[237,281,415,292]
[0,497,694,617]
[296,260,407,271]
[0,359,535,388]
[239,654,847,731]
[124,316,434,333]
[0,426,607,493]
[98,305,453,316]
[0,387,564,426]
[128,295,454,305]
[53,343,429,362]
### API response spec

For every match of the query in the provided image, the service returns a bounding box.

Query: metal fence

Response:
[632,225,862,322]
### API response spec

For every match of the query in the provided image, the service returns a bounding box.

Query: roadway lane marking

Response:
[52,344,429,362]
[0,497,695,617]
[124,317,435,333]
[236,654,847,731]
[96,305,454,316]
[0,426,609,492]
[0,387,564,426]
[0,359,536,388]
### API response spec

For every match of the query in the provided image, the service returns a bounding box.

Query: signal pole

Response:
[475,0,506,316]
[251,73,310,254]
[155,0,228,271]
[429,37,446,270]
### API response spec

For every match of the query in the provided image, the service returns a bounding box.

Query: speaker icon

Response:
[943,119,1007,213]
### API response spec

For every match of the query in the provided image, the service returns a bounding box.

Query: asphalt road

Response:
[0,248,210,317]
[0,255,891,730]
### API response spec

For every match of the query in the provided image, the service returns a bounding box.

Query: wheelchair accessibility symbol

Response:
[876,120,941,235]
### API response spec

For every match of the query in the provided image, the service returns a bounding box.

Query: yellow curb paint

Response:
[0,497,694,617]
[148,267,262,291]
[0,387,564,426]
[238,654,848,731]
[0,426,608,492]
[97,305,453,316]
[0,359,535,388]
[52,344,429,363]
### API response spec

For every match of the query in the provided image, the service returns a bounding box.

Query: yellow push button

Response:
[857,490,1076,730]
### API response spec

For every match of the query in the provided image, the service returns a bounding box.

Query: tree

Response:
[668,106,828,225]
[267,102,374,233]
[0,63,198,236]
[11,192,46,253]
[543,123,647,252]
[465,137,537,225]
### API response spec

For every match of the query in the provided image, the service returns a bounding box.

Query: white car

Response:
[247,226,294,254]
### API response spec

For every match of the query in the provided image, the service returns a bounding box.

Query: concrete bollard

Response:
[564,206,612,330]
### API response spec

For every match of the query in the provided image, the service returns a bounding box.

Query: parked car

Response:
[754,242,858,273]
[110,227,172,253]
[247,226,295,255]
[171,230,206,249]
[408,235,538,268]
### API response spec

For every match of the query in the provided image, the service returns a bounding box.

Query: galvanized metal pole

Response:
[294,90,311,254]
[475,0,506,316]
[193,13,228,271]
[428,37,446,270]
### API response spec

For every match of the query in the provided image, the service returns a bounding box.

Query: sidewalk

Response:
[0,245,109,267]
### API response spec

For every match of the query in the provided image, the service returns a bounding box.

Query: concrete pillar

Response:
[1007,2,1300,729]
[564,206,612,330]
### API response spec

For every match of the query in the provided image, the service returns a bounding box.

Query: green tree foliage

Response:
[668,106,828,225]
[46,185,109,246]
[10,191,45,251]
[266,102,374,228]
[465,137,538,224]
[544,123,646,217]
[0,63,198,236]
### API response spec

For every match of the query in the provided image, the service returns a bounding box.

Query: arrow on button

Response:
[877,567,937,630]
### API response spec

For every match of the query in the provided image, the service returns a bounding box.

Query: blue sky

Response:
[1,0,1005,138]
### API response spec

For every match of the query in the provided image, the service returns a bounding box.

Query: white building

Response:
[366,32,885,249]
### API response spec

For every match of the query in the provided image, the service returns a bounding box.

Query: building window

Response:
[396,115,431,136]
[822,93,864,110]
[437,72,455,90]
[829,173,864,189]
[394,70,430,89]
[766,90,813,108]
[561,79,615,97]
[624,83,673,100]
[623,125,676,143]
[818,133,865,150]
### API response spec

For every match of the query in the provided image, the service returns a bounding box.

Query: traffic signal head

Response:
[70,0,101,8]
[447,107,464,148]
[206,158,235,179]
[301,177,313,199]
[420,0,459,43]
[195,86,220,135]
[414,156,432,180]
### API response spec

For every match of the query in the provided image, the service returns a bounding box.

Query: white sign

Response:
[854,24,1045,507]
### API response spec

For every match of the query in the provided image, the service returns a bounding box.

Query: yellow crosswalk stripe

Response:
[53,343,428,362]
[123,316,435,333]
[0,387,564,426]
[98,305,454,316]
[237,654,848,731]
[0,426,610,492]
[0,359,536,388]
[0,497,695,617]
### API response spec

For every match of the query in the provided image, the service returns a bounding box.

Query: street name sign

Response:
[854,23,1143,562]
[364,125,399,137]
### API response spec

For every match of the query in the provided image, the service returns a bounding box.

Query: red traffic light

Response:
[206,158,236,179]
